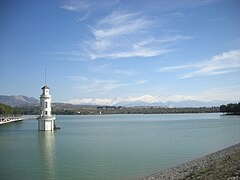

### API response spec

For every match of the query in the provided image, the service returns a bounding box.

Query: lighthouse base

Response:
[37,116,56,131]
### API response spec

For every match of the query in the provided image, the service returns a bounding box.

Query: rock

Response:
[142,143,240,180]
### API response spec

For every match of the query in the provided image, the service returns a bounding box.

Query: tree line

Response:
[0,103,21,115]
[2,102,239,115]
[96,106,220,115]
[220,102,240,115]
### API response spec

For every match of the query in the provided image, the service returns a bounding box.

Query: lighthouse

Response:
[37,85,56,131]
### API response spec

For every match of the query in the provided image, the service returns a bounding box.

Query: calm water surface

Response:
[0,113,240,180]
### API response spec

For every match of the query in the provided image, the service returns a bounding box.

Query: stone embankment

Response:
[143,143,240,180]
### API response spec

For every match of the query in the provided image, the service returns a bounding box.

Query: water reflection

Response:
[38,132,56,180]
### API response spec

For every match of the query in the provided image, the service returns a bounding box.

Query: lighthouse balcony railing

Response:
[38,114,56,119]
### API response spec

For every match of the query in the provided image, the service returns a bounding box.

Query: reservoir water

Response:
[0,113,240,179]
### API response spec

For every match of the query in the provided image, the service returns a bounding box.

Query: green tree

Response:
[0,103,13,115]
[220,102,240,115]
[220,105,227,113]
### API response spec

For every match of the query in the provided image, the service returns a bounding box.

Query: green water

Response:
[0,114,240,180]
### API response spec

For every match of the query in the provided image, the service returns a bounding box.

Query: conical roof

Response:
[41,85,50,89]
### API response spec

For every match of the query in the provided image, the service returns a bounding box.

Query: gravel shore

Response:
[143,143,240,180]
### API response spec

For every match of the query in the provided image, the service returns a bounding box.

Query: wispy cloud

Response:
[113,69,136,76]
[136,80,150,84]
[61,0,91,12]
[157,65,193,72]
[88,63,112,73]
[61,0,118,12]
[208,17,227,22]
[61,0,118,21]
[92,12,153,39]
[76,11,91,22]
[87,63,136,76]
[59,1,194,60]
[86,11,159,59]
[61,0,218,14]
[83,10,192,60]
[159,49,240,78]
[196,86,240,101]
[69,76,126,93]
[69,76,147,94]
[146,0,220,12]
[89,49,173,59]
[57,0,222,61]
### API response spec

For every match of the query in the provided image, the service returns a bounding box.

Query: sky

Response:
[0,0,240,105]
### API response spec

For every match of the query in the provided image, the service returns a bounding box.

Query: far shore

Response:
[143,143,240,180]
[222,113,240,116]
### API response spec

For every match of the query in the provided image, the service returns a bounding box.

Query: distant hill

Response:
[166,100,228,108]
[67,95,230,107]
[0,94,230,108]
[0,95,39,107]
[111,100,227,107]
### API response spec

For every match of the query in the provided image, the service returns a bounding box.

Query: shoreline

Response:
[143,143,240,180]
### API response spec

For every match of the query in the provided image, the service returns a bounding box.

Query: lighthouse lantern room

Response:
[37,85,56,131]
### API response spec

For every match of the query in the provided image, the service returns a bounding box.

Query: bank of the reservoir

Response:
[143,143,240,180]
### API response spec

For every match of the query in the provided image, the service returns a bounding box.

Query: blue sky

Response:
[0,0,240,105]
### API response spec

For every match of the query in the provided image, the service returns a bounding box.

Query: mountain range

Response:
[0,95,39,107]
[0,95,229,107]
[114,100,227,107]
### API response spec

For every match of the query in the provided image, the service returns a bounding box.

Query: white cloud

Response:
[61,0,118,22]
[197,86,240,101]
[114,69,136,76]
[158,65,193,72]
[83,10,191,60]
[88,63,112,73]
[92,12,153,39]
[156,35,193,44]
[72,77,127,93]
[76,11,91,22]
[61,0,91,12]
[46,51,86,61]
[58,3,193,61]
[159,49,240,78]
[70,76,130,94]
[69,76,151,95]
[87,64,136,76]
[99,11,140,26]
[89,49,172,59]
[61,0,118,12]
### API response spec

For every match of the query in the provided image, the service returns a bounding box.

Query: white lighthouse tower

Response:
[37,85,56,131]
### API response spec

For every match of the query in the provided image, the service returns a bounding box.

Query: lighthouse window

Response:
[45,111,48,115]
[45,102,48,108]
